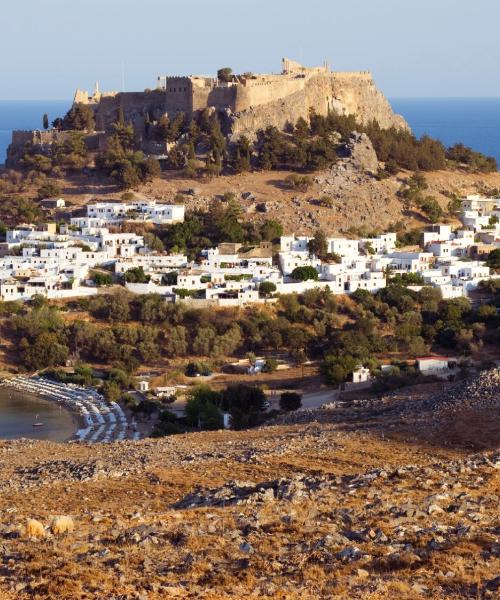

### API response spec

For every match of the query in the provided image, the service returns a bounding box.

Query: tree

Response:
[291,266,318,281]
[259,219,283,242]
[123,267,150,283]
[107,291,132,322]
[19,331,69,370]
[185,385,223,430]
[164,325,188,357]
[308,229,328,259]
[217,67,233,82]
[143,232,164,252]
[101,380,122,403]
[259,281,277,297]
[486,248,500,270]
[321,354,358,386]
[221,384,266,430]
[37,180,61,200]
[62,103,95,131]
[43,113,49,130]
[419,197,443,223]
[279,392,302,411]
[91,271,113,286]
[232,135,251,173]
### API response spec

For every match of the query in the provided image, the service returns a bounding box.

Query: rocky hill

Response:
[0,369,498,599]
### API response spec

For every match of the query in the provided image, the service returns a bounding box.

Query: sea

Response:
[391,98,500,167]
[0,98,500,166]
[0,100,70,166]
[0,386,76,442]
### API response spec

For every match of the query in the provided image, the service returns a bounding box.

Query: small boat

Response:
[32,414,44,427]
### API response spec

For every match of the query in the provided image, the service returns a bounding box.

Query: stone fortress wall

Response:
[6,58,409,164]
[81,58,408,135]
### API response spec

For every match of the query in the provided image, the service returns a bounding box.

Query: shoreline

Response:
[0,386,79,443]
[0,376,140,444]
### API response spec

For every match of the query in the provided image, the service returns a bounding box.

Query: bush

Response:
[285,174,313,192]
[123,267,150,283]
[91,271,113,286]
[261,358,278,372]
[279,392,302,411]
[37,180,61,200]
[220,384,266,430]
[291,266,318,281]
[259,281,277,297]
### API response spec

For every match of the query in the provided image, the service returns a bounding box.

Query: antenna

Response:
[121,61,125,92]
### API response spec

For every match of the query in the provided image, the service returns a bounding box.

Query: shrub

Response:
[291,266,318,281]
[259,281,277,297]
[279,391,302,411]
[37,180,61,200]
[285,173,313,192]
[91,271,113,286]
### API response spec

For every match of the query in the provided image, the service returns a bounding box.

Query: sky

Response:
[1,0,500,100]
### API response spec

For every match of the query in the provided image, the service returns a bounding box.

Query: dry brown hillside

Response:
[5,163,500,235]
[0,370,499,599]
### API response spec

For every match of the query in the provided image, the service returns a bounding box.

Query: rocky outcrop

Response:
[341,131,379,174]
[230,72,409,140]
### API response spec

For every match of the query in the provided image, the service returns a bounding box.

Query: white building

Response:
[86,200,185,225]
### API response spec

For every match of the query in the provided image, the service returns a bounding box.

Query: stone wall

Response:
[6,130,105,167]
[6,60,409,165]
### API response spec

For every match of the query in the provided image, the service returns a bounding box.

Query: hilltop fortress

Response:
[75,57,408,138]
[6,58,408,165]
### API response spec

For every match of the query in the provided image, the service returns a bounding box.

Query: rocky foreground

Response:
[0,371,499,599]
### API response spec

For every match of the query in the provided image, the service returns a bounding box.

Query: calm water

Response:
[391,98,500,167]
[0,100,70,165]
[1,98,500,166]
[0,387,76,442]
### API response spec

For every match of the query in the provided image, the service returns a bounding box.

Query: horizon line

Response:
[1,95,500,102]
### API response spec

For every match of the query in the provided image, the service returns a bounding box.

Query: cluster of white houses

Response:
[0,195,498,304]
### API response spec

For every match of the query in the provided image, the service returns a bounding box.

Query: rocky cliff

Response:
[230,72,408,139]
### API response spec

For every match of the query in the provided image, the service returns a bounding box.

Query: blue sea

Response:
[0,100,70,166]
[0,98,500,167]
[392,98,500,167]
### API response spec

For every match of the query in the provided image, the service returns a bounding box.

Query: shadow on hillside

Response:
[332,404,500,452]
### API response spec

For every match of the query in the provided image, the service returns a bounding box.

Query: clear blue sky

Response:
[2,0,499,100]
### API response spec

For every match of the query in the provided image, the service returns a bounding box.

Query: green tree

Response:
[217,67,233,82]
[259,219,283,242]
[279,391,302,411]
[308,229,328,259]
[259,281,277,297]
[123,267,150,283]
[321,354,358,386]
[164,325,189,357]
[91,271,113,286]
[37,180,61,199]
[62,103,95,131]
[291,266,318,281]
[185,385,223,429]
[220,384,266,430]
[43,113,49,130]
[486,248,500,270]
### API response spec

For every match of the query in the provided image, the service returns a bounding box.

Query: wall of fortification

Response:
[163,77,193,113]
[233,76,307,112]
[6,130,105,167]
[93,90,167,132]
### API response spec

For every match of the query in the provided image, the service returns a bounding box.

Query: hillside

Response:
[0,370,498,599]
[3,161,500,237]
